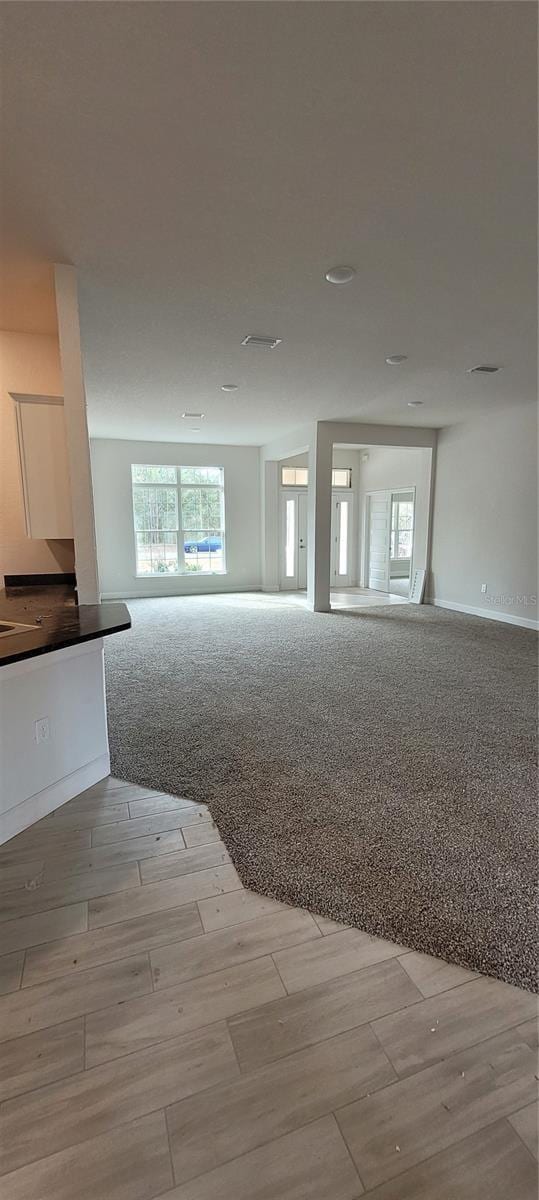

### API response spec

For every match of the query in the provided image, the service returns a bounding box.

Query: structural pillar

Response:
[54,264,100,604]
[261,458,280,591]
[307,421,332,611]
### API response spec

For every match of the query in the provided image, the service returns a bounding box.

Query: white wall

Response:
[430,404,538,627]
[358,446,433,585]
[0,330,75,582]
[91,438,261,598]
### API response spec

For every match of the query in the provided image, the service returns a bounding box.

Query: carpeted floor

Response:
[106,594,538,991]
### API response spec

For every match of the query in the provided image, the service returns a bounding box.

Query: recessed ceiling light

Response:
[324,266,356,285]
[182,412,205,419]
[408,400,423,407]
[221,384,238,392]
[466,364,502,374]
[385,355,408,365]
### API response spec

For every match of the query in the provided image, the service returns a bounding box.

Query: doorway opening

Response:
[365,488,415,598]
[280,483,352,592]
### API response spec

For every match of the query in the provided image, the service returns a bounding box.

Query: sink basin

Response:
[0,621,38,637]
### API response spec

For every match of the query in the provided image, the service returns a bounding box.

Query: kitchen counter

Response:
[0,586,131,666]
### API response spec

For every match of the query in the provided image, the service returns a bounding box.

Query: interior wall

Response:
[358,446,433,586]
[91,438,261,598]
[0,330,75,582]
[430,403,538,625]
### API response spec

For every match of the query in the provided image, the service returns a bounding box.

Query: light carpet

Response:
[106,594,538,991]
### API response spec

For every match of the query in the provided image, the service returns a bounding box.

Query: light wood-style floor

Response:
[0,778,537,1200]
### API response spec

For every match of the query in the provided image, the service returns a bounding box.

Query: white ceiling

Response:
[1,2,536,445]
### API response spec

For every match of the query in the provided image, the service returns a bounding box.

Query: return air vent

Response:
[466,364,501,374]
[241,334,282,349]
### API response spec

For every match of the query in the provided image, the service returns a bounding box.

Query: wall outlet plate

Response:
[481,583,488,594]
[34,717,50,744]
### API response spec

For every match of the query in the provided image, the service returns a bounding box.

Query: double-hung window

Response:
[390,498,414,560]
[132,465,225,576]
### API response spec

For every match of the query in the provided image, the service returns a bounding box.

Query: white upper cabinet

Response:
[12,394,74,539]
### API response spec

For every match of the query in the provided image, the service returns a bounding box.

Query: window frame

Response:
[131,465,226,578]
[390,496,414,561]
[280,466,352,488]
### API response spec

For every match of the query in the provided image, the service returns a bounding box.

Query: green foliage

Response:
[133,487,178,531]
[132,465,177,484]
[180,467,222,485]
[181,487,222,531]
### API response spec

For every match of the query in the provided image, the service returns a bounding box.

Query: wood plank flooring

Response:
[0,778,536,1199]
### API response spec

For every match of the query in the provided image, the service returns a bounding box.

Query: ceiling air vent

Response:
[241,334,282,349]
[466,364,501,374]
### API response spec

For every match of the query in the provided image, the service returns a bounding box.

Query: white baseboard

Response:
[428,597,538,631]
[100,584,262,600]
[0,752,110,845]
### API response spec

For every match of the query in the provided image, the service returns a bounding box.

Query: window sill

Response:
[135,571,227,579]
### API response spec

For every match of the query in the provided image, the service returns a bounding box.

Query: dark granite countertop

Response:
[0,586,131,666]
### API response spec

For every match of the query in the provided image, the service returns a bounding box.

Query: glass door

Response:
[297,492,308,589]
[331,495,352,586]
[281,491,308,589]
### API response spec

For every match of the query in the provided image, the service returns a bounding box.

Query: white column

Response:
[261,458,280,591]
[307,422,333,612]
[54,264,100,604]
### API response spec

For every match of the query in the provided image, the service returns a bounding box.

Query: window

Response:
[390,497,414,560]
[332,468,351,489]
[284,498,296,577]
[280,466,351,488]
[132,465,225,575]
[338,500,349,575]
[281,466,309,487]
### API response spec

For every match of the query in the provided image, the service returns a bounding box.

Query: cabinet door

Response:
[15,397,73,539]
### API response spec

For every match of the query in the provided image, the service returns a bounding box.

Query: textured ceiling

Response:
[1,2,536,445]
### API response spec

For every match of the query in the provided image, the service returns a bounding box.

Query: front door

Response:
[281,491,308,589]
[297,492,308,588]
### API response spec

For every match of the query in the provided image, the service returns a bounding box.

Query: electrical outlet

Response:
[34,717,50,745]
[481,583,487,594]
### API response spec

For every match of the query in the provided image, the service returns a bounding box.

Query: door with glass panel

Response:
[331,495,352,586]
[281,491,308,589]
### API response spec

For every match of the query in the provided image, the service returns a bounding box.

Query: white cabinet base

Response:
[0,639,110,845]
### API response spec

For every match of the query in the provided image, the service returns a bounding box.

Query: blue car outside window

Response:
[184,536,222,552]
